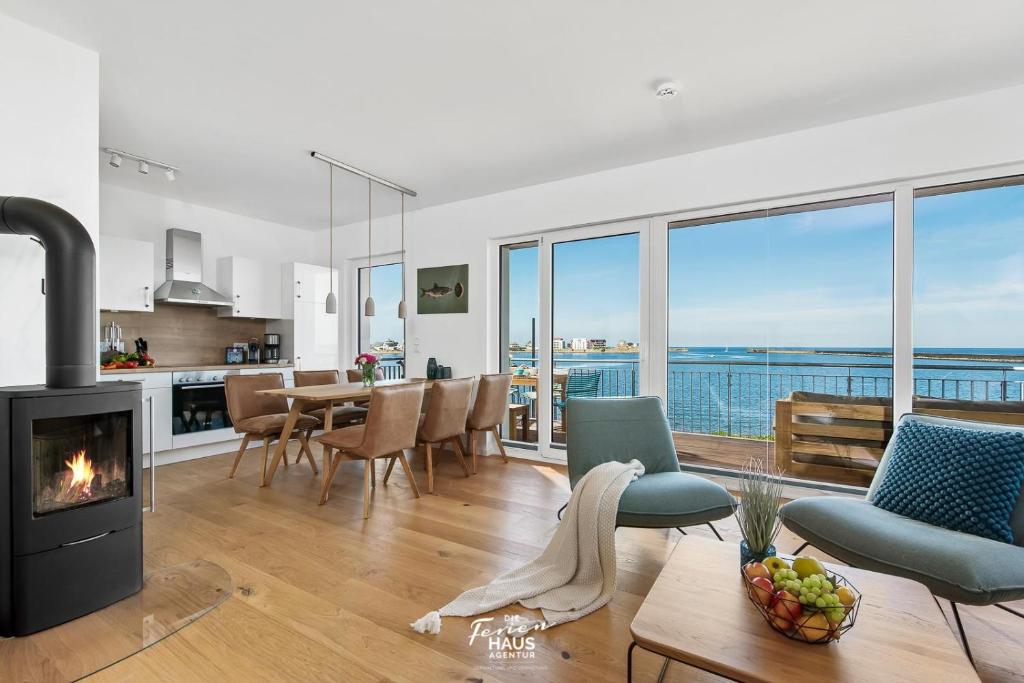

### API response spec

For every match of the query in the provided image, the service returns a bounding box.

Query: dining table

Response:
[257,378,433,501]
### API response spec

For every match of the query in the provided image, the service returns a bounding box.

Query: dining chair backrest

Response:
[419,377,474,443]
[565,369,601,398]
[294,369,340,387]
[346,367,385,383]
[467,373,513,430]
[224,373,287,431]
[356,381,426,458]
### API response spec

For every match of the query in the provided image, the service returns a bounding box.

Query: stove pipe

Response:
[0,196,95,388]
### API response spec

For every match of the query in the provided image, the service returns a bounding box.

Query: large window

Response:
[667,195,894,486]
[500,242,539,443]
[913,176,1024,413]
[358,262,405,378]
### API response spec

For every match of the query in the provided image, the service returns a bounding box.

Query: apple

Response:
[771,590,802,622]
[743,562,772,583]
[770,615,794,633]
[749,576,774,606]
[763,556,790,575]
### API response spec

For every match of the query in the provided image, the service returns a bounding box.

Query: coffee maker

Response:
[263,333,281,364]
[247,337,261,364]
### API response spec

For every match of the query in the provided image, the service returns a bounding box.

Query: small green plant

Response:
[735,457,785,555]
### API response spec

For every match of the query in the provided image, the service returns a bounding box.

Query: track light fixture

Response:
[102,147,178,182]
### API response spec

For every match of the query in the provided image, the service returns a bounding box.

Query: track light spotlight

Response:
[165,168,175,181]
[109,152,122,168]
[138,160,149,175]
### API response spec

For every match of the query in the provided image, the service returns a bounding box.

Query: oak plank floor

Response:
[82,445,1022,682]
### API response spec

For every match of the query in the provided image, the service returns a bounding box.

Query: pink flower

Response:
[354,353,378,366]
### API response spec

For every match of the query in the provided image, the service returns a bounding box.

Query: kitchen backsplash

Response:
[99,306,268,366]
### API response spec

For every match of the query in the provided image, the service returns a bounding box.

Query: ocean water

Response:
[509,347,1024,437]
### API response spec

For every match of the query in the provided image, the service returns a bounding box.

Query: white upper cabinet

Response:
[281,262,338,318]
[293,300,339,371]
[99,236,155,312]
[216,256,282,319]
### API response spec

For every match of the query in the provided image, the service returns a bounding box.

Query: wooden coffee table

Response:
[628,535,979,682]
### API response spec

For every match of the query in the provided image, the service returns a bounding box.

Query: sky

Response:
[359,262,404,349]
[504,182,1024,349]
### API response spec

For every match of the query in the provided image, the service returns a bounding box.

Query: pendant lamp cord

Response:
[367,178,372,294]
[400,193,405,292]
[328,165,334,294]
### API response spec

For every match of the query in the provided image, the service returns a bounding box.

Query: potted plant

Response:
[355,353,379,387]
[735,456,784,565]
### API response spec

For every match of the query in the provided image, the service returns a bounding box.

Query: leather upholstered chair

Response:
[294,370,368,429]
[465,373,513,473]
[346,367,385,407]
[314,381,425,518]
[224,373,319,485]
[385,377,473,494]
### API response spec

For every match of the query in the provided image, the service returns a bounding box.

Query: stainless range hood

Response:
[152,228,232,306]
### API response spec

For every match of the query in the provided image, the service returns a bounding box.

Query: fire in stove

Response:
[62,449,96,501]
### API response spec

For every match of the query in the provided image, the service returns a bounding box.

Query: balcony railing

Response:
[508,356,1024,438]
[379,358,405,379]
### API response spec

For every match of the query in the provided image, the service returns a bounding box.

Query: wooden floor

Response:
[78,444,1022,682]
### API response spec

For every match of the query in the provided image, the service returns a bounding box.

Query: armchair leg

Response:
[675,527,687,536]
[792,541,810,555]
[949,601,976,668]
[995,603,1024,619]
[706,523,725,541]
[383,456,397,484]
[556,503,567,520]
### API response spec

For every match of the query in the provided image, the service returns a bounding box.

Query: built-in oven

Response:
[170,371,233,436]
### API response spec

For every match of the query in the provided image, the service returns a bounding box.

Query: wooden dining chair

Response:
[384,377,473,493]
[293,370,368,428]
[314,381,425,518]
[224,373,319,485]
[465,373,514,473]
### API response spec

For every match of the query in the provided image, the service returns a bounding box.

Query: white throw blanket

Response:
[410,459,644,635]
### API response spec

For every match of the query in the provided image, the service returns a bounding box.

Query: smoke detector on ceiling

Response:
[655,82,679,100]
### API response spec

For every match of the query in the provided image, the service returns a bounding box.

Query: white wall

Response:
[99,183,324,290]
[0,14,99,386]
[327,83,1024,379]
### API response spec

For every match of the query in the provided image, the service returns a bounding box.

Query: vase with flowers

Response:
[355,353,379,387]
[735,456,785,565]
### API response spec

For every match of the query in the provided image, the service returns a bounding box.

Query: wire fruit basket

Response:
[741,560,862,643]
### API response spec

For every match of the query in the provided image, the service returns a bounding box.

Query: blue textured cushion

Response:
[873,422,1024,543]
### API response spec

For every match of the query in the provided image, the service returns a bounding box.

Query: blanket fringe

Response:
[410,610,442,634]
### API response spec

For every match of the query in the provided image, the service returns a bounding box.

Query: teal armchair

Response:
[564,396,736,535]
[780,413,1024,665]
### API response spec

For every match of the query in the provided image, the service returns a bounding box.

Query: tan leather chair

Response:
[314,381,425,518]
[345,367,385,383]
[384,377,473,494]
[224,373,319,485]
[465,373,513,473]
[294,370,368,428]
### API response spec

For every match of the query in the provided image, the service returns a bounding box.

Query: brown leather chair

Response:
[224,373,319,485]
[465,373,513,473]
[384,377,473,494]
[314,381,425,518]
[345,367,385,383]
[294,370,368,429]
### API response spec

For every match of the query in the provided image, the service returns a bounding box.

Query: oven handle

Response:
[176,382,226,390]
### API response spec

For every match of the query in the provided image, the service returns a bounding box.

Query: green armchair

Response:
[780,412,1024,665]
[564,396,736,535]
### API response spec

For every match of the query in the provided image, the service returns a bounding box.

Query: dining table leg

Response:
[264,398,305,486]
[319,400,335,503]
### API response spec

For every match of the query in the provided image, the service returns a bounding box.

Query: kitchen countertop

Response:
[100,363,294,375]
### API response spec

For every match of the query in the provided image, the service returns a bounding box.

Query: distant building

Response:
[588,339,607,350]
[552,337,564,350]
[570,337,588,351]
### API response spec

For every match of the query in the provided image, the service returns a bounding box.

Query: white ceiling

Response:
[3,0,1024,228]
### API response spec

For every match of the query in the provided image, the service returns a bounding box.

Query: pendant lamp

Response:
[364,178,375,317]
[325,165,338,314]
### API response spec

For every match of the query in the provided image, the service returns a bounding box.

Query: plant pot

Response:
[740,540,776,566]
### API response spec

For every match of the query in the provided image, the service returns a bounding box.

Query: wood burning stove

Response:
[0,197,143,636]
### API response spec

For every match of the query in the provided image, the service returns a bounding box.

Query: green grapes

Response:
[772,568,799,590]
[798,573,846,623]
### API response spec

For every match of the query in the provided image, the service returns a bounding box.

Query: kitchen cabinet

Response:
[281,262,338,318]
[99,235,154,312]
[267,301,338,371]
[142,387,172,454]
[216,256,282,319]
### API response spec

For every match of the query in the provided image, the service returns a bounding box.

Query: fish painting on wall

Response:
[416,264,469,314]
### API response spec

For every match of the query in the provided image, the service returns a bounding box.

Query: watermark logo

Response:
[467,615,548,661]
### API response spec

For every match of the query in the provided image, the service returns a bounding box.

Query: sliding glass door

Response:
[499,241,540,444]
[357,262,405,378]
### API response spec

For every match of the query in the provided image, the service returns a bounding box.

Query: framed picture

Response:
[416,264,469,314]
